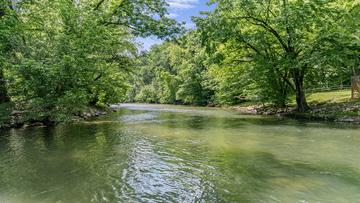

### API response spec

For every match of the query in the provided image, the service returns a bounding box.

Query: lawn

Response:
[287,89,360,106]
[306,89,354,104]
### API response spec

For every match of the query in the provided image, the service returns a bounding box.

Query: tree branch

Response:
[236,35,264,57]
[94,0,106,10]
[232,15,290,52]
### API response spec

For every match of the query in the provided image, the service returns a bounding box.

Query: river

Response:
[0,104,360,202]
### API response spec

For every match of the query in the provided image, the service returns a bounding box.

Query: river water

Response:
[0,104,360,203]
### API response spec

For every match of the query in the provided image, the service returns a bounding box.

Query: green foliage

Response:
[2,0,135,122]
[0,0,358,126]
[94,0,183,39]
[0,102,13,126]
[193,0,359,110]
[127,31,214,105]
[0,0,180,125]
[128,0,358,109]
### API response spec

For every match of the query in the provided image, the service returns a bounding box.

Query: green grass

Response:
[288,89,359,105]
[306,89,354,104]
[234,89,359,108]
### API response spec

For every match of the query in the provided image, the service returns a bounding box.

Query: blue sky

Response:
[137,0,213,50]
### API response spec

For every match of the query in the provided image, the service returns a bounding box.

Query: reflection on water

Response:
[0,104,360,202]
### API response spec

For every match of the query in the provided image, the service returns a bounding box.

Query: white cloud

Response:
[167,0,199,9]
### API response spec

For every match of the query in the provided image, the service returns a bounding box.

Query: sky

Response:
[136,0,213,50]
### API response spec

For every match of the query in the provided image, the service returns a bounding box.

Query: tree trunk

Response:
[0,70,10,103]
[293,69,309,112]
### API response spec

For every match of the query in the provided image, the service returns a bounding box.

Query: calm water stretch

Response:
[0,104,360,203]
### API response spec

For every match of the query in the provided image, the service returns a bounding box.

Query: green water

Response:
[1,104,360,203]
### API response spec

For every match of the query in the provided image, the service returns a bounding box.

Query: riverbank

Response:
[231,103,360,123]
[0,105,115,129]
[2,89,360,129]
[230,90,360,124]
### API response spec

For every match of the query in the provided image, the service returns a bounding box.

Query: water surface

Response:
[1,104,360,202]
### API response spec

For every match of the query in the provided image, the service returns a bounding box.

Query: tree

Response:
[0,0,18,103]
[175,31,213,105]
[195,0,358,111]
[127,31,214,105]
[0,0,182,124]
[128,42,180,104]
[94,0,182,38]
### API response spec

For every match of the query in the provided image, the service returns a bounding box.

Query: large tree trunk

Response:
[0,70,10,103]
[293,69,309,112]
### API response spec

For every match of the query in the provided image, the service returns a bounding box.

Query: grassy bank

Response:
[291,89,353,104]
[296,90,360,122]
[232,89,360,123]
